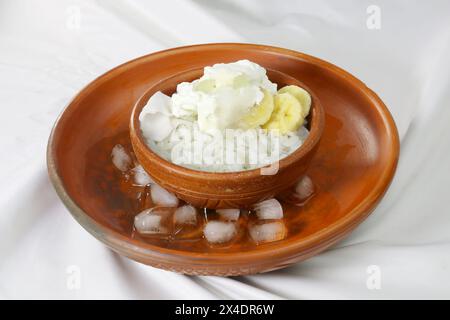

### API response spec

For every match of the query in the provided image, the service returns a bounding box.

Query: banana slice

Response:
[239,89,274,129]
[278,85,311,117]
[263,92,303,134]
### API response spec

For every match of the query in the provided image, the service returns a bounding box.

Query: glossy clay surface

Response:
[47,44,399,275]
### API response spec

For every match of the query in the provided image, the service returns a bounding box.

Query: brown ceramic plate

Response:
[47,44,399,276]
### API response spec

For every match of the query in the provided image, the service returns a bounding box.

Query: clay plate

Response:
[47,44,399,276]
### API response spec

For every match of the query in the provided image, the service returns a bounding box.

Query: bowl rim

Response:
[130,67,325,178]
[47,43,400,264]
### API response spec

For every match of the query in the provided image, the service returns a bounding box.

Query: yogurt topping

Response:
[170,60,277,133]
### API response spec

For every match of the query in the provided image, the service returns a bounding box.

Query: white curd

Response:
[139,60,310,172]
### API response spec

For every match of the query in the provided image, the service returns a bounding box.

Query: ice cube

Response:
[253,199,283,219]
[173,205,204,240]
[203,221,237,244]
[134,207,173,235]
[111,144,132,172]
[174,205,197,225]
[140,91,172,117]
[150,184,179,207]
[295,175,314,200]
[249,221,287,244]
[216,208,240,221]
[132,165,154,186]
[140,112,174,142]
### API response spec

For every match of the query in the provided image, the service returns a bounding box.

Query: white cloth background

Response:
[1,0,449,299]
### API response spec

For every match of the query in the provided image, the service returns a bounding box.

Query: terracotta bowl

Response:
[47,43,400,276]
[130,68,325,209]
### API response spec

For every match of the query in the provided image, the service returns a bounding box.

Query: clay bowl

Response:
[130,68,325,209]
[47,43,399,276]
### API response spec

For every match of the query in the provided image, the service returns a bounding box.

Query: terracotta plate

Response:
[47,44,399,276]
